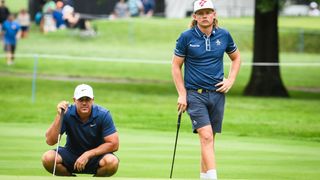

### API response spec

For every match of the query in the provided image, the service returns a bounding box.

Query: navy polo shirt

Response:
[61,104,116,156]
[174,25,237,91]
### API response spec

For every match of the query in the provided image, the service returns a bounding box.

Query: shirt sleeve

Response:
[225,31,237,54]
[174,33,187,57]
[102,111,117,137]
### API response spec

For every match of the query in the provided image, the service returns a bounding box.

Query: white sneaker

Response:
[7,61,13,66]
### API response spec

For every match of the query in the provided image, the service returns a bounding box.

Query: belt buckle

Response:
[197,89,203,94]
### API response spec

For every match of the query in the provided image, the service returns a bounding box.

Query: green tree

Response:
[244,0,289,97]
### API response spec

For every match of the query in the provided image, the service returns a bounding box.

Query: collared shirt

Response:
[61,104,116,155]
[174,25,237,91]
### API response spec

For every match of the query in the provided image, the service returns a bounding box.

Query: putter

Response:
[170,111,182,179]
[53,108,65,176]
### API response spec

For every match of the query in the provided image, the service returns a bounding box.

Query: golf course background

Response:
[0,1,319,179]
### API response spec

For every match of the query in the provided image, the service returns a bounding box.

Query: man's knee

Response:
[42,150,56,172]
[42,150,55,164]
[100,154,119,167]
[198,126,214,144]
[97,154,119,177]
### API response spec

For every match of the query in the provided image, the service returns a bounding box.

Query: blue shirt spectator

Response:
[141,0,155,17]
[128,0,143,17]
[2,14,20,65]
[2,18,20,45]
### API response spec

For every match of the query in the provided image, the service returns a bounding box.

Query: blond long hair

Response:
[189,15,218,29]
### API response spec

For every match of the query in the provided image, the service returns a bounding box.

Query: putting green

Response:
[0,123,319,179]
[0,176,192,180]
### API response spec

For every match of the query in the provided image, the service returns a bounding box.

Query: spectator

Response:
[53,1,66,29]
[112,0,130,19]
[34,11,42,25]
[1,14,20,65]
[0,0,10,27]
[17,9,31,38]
[62,4,95,36]
[62,5,80,28]
[141,0,155,17]
[127,0,144,17]
[309,1,320,16]
[40,0,57,33]
[42,8,57,33]
[42,0,56,14]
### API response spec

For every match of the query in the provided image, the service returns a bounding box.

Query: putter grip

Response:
[177,111,182,126]
[58,108,65,135]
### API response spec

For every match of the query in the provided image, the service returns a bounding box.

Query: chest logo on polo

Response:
[216,39,221,46]
[90,123,96,127]
[190,44,200,48]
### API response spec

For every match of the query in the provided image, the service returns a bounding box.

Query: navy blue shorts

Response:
[56,147,107,174]
[4,44,16,53]
[21,26,29,32]
[187,90,225,133]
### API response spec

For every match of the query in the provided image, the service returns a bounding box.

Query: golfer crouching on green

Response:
[42,84,119,176]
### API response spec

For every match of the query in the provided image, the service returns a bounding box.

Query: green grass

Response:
[0,73,319,141]
[0,123,319,179]
[6,0,28,13]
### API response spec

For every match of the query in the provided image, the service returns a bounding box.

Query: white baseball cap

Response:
[74,84,94,100]
[194,0,215,13]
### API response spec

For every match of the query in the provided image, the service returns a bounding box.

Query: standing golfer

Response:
[171,0,241,179]
[42,84,119,177]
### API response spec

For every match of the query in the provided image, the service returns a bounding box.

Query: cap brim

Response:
[74,95,94,100]
[194,8,215,13]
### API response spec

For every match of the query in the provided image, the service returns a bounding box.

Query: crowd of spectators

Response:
[35,0,94,34]
[111,0,155,19]
[0,0,157,65]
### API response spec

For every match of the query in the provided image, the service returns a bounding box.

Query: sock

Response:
[206,169,217,180]
[200,172,207,179]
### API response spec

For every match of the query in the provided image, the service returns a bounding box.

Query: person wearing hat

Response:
[172,0,241,179]
[42,84,119,177]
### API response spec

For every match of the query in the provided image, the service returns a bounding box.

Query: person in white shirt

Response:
[17,9,30,38]
[309,1,320,16]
